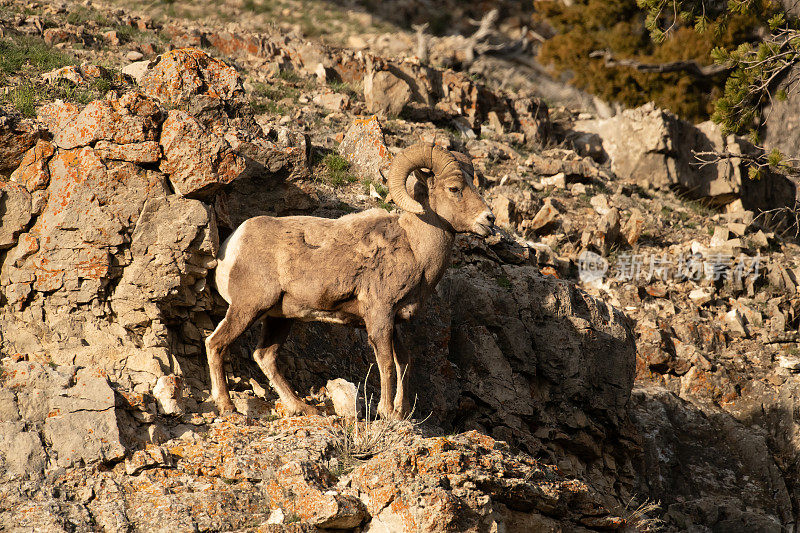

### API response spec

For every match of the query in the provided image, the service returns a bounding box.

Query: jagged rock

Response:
[0,111,44,172]
[527,198,560,234]
[338,115,393,182]
[159,109,247,198]
[111,194,217,335]
[266,461,367,528]
[0,140,174,374]
[140,48,244,108]
[491,195,517,227]
[9,139,54,192]
[1,362,124,473]
[0,181,32,249]
[37,99,81,134]
[52,92,163,150]
[364,69,412,117]
[44,367,125,468]
[352,430,623,531]
[621,208,645,246]
[125,446,174,475]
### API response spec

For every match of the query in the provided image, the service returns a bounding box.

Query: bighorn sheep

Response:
[206,142,494,419]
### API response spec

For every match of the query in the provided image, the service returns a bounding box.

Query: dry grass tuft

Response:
[327,366,427,473]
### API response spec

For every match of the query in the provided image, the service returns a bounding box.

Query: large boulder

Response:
[140,48,243,108]
[574,103,797,211]
[1,361,125,476]
[159,109,247,198]
[50,92,163,150]
[337,115,393,182]
[364,69,412,118]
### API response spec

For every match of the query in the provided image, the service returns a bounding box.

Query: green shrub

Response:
[323,154,357,186]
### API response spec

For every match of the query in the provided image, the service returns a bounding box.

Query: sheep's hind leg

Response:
[206,306,259,414]
[252,317,320,417]
[392,330,412,419]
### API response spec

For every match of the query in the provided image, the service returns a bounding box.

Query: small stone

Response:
[778,355,800,371]
[487,111,504,134]
[725,198,745,213]
[540,172,566,188]
[103,30,120,46]
[570,182,587,195]
[267,508,285,524]
[689,289,712,306]
[728,222,748,236]
[126,50,145,61]
[121,60,150,83]
[528,198,560,235]
[723,309,748,338]
[710,227,730,248]
[313,92,350,112]
[152,375,186,415]
[590,194,611,216]
[750,230,770,249]
[621,208,645,246]
[324,379,359,418]
[491,195,516,228]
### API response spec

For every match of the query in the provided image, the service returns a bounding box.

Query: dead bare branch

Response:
[589,50,731,77]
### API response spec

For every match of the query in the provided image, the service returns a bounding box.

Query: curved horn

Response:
[387,142,459,214]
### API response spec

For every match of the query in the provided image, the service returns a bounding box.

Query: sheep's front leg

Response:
[205,305,257,414]
[252,317,320,416]
[392,330,412,419]
[365,311,397,420]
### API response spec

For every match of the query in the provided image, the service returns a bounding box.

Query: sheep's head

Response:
[388,143,495,236]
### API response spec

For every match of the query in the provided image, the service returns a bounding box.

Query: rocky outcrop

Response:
[0,409,628,531]
[763,63,800,159]
[0,49,309,396]
[265,254,638,503]
[631,387,791,532]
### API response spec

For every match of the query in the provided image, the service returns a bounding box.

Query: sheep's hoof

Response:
[215,399,237,416]
[393,407,410,420]
[278,400,321,417]
[297,404,322,417]
[378,404,400,421]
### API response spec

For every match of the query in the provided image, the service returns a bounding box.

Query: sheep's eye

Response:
[448,186,461,194]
